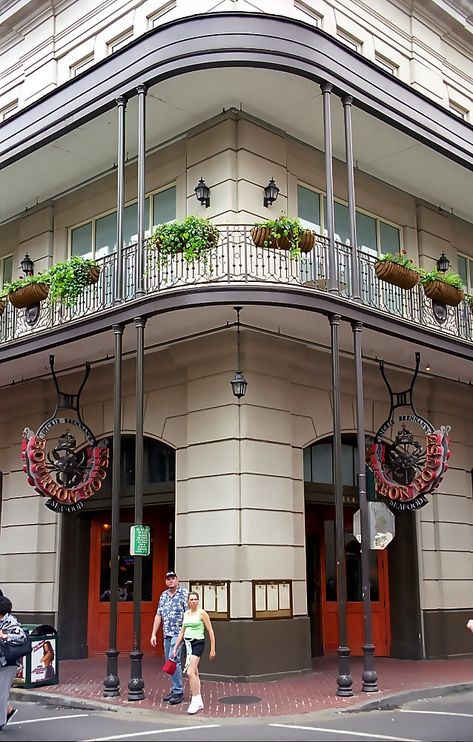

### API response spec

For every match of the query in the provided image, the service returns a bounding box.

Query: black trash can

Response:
[14,624,59,688]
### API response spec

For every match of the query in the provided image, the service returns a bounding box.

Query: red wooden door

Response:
[87,507,172,655]
[306,505,391,656]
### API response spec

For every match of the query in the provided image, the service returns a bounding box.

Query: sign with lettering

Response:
[21,356,109,513]
[367,354,450,512]
[130,525,151,556]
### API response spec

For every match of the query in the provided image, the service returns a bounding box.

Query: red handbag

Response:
[162,656,177,675]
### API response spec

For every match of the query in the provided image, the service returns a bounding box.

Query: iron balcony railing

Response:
[1,225,472,345]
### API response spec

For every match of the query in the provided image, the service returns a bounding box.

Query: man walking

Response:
[150,571,188,704]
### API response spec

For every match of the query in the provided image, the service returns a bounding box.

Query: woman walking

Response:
[172,591,215,714]
[0,595,27,728]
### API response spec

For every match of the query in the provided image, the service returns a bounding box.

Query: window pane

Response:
[458,255,468,288]
[2,256,12,284]
[324,521,337,601]
[380,222,400,254]
[298,186,321,230]
[312,443,332,484]
[303,448,311,482]
[124,202,138,246]
[356,212,377,254]
[341,444,354,486]
[71,223,93,258]
[153,187,176,227]
[334,202,350,244]
[95,212,117,257]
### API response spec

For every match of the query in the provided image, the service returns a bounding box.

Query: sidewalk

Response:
[11,655,473,719]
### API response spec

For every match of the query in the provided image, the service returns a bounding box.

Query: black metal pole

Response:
[352,320,378,692]
[128,316,146,701]
[342,94,361,301]
[103,322,124,697]
[321,82,337,294]
[136,84,146,297]
[330,313,353,697]
[115,96,126,304]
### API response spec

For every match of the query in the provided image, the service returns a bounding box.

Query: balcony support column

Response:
[321,82,338,294]
[329,313,353,697]
[136,85,147,297]
[103,322,125,697]
[128,316,147,701]
[115,96,127,304]
[352,320,378,692]
[342,95,361,301]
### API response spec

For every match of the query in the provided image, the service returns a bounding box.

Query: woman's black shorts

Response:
[188,639,205,657]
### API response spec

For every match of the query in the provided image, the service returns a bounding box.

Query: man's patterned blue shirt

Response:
[157,586,188,637]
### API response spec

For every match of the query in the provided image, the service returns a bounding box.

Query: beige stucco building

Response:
[0,0,472,685]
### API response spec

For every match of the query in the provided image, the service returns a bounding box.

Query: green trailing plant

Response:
[418,269,464,289]
[147,216,220,265]
[253,215,309,256]
[47,256,99,306]
[1,272,51,299]
[376,250,418,272]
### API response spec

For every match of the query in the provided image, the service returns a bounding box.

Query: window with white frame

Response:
[449,101,468,120]
[0,255,13,287]
[375,54,398,76]
[458,254,473,293]
[107,29,133,55]
[336,29,362,53]
[293,0,322,25]
[0,101,18,121]
[70,185,176,259]
[297,185,401,256]
[70,54,95,78]
[148,0,177,27]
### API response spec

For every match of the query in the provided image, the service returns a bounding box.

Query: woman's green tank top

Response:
[183,609,205,640]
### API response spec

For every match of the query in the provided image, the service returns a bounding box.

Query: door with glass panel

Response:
[304,439,391,657]
[87,507,172,655]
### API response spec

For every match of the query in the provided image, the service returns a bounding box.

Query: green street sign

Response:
[130,525,150,556]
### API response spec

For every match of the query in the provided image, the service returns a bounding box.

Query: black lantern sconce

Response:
[230,306,248,400]
[436,252,450,273]
[20,253,34,276]
[263,178,279,208]
[194,177,210,208]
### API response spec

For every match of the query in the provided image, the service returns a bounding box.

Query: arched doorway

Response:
[304,437,391,658]
[58,435,175,659]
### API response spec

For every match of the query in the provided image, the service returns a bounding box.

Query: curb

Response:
[11,682,473,721]
[341,682,473,713]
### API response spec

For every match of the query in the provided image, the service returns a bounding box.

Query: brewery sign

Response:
[367,353,450,512]
[21,356,109,513]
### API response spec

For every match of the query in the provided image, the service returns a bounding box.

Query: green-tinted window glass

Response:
[311,443,332,484]
[334,202,350,244]
[380,222,400,254]
[341,444,354,486]
[298,186,321,229]
[123,198,151,244]
[2,256,12,284]
[71,222,93,258]
[153,187,176,227]
[95,212,117,257]
[356,212,377,254]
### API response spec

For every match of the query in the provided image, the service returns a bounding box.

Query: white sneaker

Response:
[187,696,204,714]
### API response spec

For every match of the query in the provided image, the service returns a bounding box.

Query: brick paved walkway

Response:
[13,655,473,718]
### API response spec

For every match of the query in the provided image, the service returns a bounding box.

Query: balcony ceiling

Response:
[1,68,472,226]
[0,304,471,402]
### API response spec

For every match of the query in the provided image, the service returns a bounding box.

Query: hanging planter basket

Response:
[250,226,315,254]
[423,281,464,307]
[88,266,101,284]
[8,282,49,309]
[374,261,419,290]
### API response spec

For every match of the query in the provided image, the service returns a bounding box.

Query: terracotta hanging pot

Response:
[251,226,315,253]
[422,280,464,307]
[374,261,419,290]
[8,282,49,309]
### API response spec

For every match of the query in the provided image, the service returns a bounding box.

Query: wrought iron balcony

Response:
[1,225,471,345]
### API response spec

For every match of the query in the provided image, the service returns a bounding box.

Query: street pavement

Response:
[2,689,473,740]
[10,654,473,719]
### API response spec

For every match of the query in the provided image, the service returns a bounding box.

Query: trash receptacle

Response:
[14,624,59,688]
